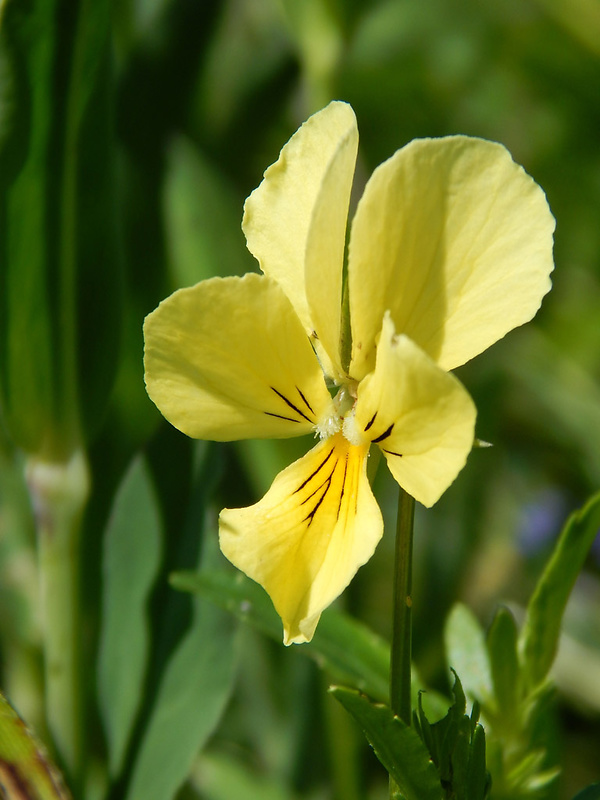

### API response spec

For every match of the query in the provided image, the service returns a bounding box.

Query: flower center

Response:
[315,382,367,447]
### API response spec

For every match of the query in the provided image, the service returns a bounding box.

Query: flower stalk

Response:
[390,486,415,723]
[389,486,415,797]
[26,449,90,785]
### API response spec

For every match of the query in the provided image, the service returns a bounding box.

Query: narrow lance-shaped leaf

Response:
[98,457,163,777]
[486,606,520,721]
[519,489,600,691]
[444,603,493,704]
[124,444,237,800]
[124,598,238,800]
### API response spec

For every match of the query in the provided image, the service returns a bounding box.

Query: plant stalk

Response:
[389,486,415,798]
[26,449,89,786]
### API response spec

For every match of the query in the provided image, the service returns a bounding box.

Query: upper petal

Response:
[243,101,358,378]
[219,432,382,644]
[353,314,477,507]
[143,273,332,441]
[348,136,555,380]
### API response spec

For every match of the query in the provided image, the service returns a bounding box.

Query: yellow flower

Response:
[144,102,554,645]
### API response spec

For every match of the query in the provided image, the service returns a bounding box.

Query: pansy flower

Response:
[144,102,554,644]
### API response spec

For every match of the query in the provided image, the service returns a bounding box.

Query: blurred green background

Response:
[1,0,600,798]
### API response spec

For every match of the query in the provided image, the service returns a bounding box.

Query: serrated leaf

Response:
[0,692,70,799]
[416,673,489,800]
[419,672,464,785]
[124,600,237,800]
[330,687,442,800]
[444,604,493,704]
[98,457,163,777]
[487,606,520,718]
[520,489,600,691]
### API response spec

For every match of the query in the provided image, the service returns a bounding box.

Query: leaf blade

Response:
[97,457,163,777]
[124,600,237,800]
[519,490,600,690]
[330,687,443,800]
[444,604,492,704]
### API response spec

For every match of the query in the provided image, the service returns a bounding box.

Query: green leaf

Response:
[0,0,120,457]
[486,606,520,718]
[172,568,448,718]
[572,784,600,800]
[330,687,443,800]
[465,723,490,800]
[415,673,490,800]
[0,691,70,799]
[444,604,493,704]
[171,568,389,702]
[520,489,600,690]
[124,599,237,800]
[97,457,163,777]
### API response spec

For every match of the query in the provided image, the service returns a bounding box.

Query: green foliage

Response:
[413,672,491,800]
[444,605,493,706]
[330,686,443,800]
[98,457,163,777]
[96,443,239,800]
[520,490,600,691]
[330,673,490,800]
[124,596,237,800]
[443,494,600,798]
[0,0,120,457]
[172,568,449,719]
[172,568,388,704]
[486,608,520,728]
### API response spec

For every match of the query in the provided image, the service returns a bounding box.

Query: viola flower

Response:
[144,102,554,644]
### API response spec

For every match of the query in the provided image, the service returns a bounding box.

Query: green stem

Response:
[389,487,415,799]
[26,449,89,786]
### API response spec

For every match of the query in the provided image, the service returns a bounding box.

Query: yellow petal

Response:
[243,101,358,378]
[143,273,332,441]
[353,315,476,507]
[219,432,382,644]
[348,136,555,380]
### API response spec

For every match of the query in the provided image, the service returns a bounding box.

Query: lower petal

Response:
[219,433,382,644]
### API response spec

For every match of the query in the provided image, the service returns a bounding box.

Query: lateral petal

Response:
[219,432,382,644]
[348,136,555,380]
[243,101,358,378]
[353,315,476,507]
[143,273,332,441]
